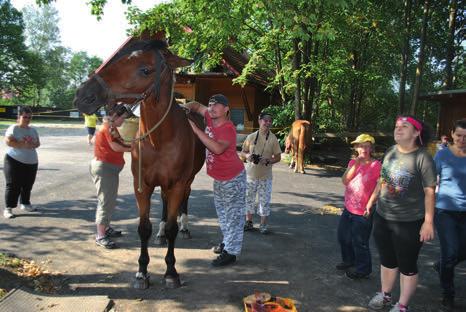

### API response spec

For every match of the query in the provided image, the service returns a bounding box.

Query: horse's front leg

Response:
[163,185,185,288]
[133,190,153,289]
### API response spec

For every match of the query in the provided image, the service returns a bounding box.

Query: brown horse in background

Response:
[285,120,312,174]
[73,39,205,289]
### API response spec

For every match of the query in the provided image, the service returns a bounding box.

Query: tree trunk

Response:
[292,38,302,119]
[399,0,412,114]
[302,38,311,120]
[444,0,457,90]
[411,0,430,115]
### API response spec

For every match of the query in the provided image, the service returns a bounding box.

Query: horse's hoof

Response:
[155,235,167,246]
[164,276,182,289]
[299,170,306,174]
[180,229,192,239]
[133,273,150,289]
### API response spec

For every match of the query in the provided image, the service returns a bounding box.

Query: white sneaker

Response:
[389,302,408,312]
[20,204,36,212]
[368,292,392,310]
[3,208,14,219]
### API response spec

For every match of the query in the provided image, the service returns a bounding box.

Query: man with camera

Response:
[241,112,282,234]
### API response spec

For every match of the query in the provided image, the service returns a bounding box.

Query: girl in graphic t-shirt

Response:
[366,116,436,312]
[337,134,381,280]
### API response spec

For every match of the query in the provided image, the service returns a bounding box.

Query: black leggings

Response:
[373,212,423,275]
[3,154,38,208]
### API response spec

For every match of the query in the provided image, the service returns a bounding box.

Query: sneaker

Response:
[345,269,370,280]
[96,236,117,249]
[336,262,353,270]
[3,208,15,219]
[389,302,408,312]
[20,204,36,212]
[212,242,225,254]
[105,226,122,237]
[244,220,254,231]
[368,292,392,310]
[259,224,268,234]
[212,250,236,267]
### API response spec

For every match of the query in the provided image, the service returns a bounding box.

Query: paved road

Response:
[0,126,464,311]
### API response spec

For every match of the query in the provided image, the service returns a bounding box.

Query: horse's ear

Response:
[164,50,193,68]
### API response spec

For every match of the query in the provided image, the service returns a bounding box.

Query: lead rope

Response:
[135,72,176,193]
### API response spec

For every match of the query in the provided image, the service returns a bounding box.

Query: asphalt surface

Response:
[0,125,465,312]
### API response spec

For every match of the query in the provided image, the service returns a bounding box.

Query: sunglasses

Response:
[21,115,32,119]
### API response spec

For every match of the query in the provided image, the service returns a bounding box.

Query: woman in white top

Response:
[3,106,40,219]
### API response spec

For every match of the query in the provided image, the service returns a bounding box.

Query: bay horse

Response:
[73,39,205,289]
[285,120,312,174]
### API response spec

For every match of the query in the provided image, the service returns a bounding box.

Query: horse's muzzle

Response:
[73,77,109,114]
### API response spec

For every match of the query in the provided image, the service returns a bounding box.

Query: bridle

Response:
[94,48,176,193]
[94,49,169,109]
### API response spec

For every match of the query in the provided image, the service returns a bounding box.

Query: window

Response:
[230,108,244,130]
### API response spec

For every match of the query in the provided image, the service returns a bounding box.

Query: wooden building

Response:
[420,89,466,137]
[174,46,277,134]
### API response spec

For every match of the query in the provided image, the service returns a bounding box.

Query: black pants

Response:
[3,154,38,208]
[373,212,423,275]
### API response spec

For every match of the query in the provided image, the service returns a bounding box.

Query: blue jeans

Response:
[434,209,466,297]
[337,209,373,275]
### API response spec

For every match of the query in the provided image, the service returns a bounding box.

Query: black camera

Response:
[251,154,262,165]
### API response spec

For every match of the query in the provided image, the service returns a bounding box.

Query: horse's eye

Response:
[141,68,151,76]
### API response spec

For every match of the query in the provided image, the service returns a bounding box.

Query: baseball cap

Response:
[351,133,375,145]
[208,94,229,106]
[259,112,273,120]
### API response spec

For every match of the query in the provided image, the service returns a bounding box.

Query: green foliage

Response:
[1,1,103,109]
[0,0,31,93]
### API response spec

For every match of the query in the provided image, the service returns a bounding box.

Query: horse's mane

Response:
[109,40,168,65]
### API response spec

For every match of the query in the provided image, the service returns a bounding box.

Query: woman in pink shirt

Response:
[337,134,381,279]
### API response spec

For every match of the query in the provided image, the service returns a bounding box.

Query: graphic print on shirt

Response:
[205,125,215,171]
[381,158,414,197]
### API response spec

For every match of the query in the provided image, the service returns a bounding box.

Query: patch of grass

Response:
[0,253,21,268]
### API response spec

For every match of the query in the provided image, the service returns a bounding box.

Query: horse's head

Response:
[73,40,192,115]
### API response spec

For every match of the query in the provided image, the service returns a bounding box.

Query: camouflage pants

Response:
[213,170,246,256]
[246,177,273,217]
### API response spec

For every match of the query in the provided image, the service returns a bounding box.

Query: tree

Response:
[0,0,31,94]
[67,52,102,88]
[411,0,431,115]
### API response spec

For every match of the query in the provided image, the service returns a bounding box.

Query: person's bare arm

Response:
[184,101,208,116]
[260,152,281,166]
[108,141,132,153]
[363,180,381,217]
[419,186,435,242]
[4,136,37,149]
[189,120,229,155]
[342,159,360,185]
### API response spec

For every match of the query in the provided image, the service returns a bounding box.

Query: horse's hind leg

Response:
[155,191,168,246]
[179,195,191,239]
[134,191,153,289]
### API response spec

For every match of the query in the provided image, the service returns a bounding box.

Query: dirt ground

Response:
[0,124,465,312]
